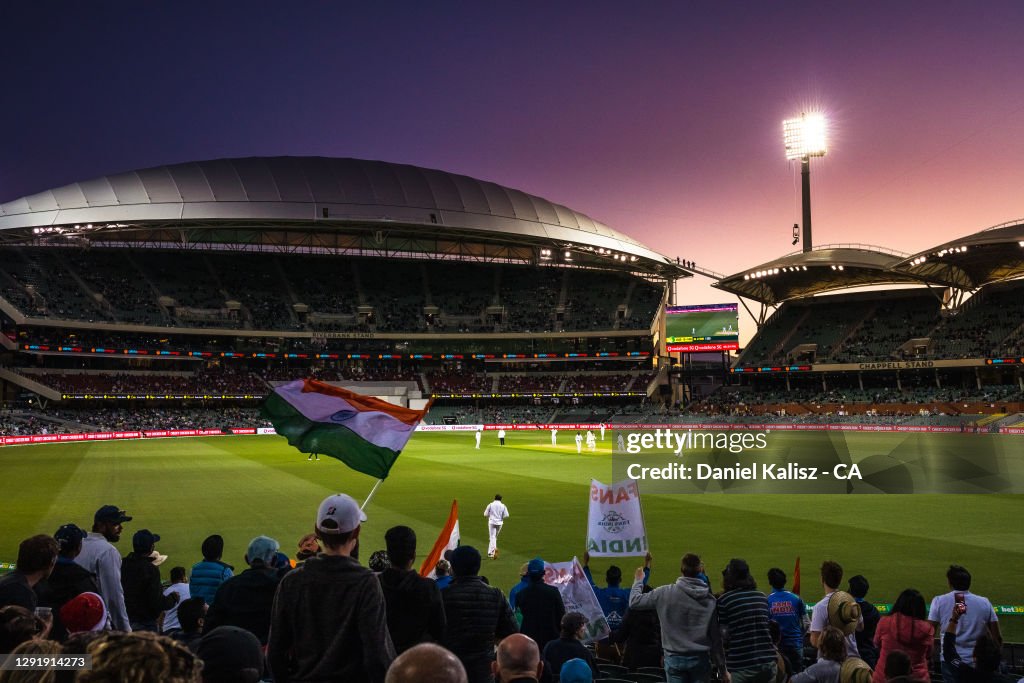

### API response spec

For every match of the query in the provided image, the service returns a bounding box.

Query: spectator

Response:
[0,535,58,611]
[75,505,133,632]
[628,552,724,683]
[611,583,662,670]
[492,633,544,683]
[434,559,453,590]
[379,525,446,654]
[0,606,47,654]
[385,643,469,683]
[516,558,564,653]
[583,551,651,634]
[196,625,264,683]
[36,525,98,642]
[928,565,1001,683]
[122,530,178,632]
[882,650,914,683]
[810,561,861,659]
[161,567,191,635]
[369,550,391,574]
[295,534,320,564]
[874,590,933,683]
[717,558,778,683]
[1,638,62,683]
[59,593,107,636]
[767,567,808,674]
[77,631,202,683]
[441,545,519,683]
[166,597,207,652]
[204,536,281,645]
[849,576,880,669]
[541,613,598,680]
[791,626,846,683]
[508,564,529,611]
[190,535,233,606]
[268,493,395,683]
[559,658,594,683]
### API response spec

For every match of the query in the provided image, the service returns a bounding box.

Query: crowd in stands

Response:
[31,407,271,433]
[429,371,494,394]
[0,496,1016,683]
[0,246,664,334]
[562,374,636,393]
[16,368,269,396]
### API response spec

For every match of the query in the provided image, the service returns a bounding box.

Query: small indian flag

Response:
[420,499,460,577]
[261,379,431,479]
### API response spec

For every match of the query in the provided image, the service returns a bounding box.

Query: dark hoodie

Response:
[268,554,396,683]
[629,575,725,667]
[378,566,446,653]
[121,551,176,624]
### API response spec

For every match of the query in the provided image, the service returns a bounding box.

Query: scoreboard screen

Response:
[665,303,739,353]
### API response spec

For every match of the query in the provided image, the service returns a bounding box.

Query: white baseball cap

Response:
[316,493,367,535]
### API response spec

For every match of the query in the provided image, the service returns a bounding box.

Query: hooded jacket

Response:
[378,566,446,653]
[629,575,725,666]
[204,566,280,644]
[441,575,518,678]
[268,554,395,683]
[121,551,176,624]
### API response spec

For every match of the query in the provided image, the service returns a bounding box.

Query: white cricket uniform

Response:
[600,424,606,440]
[475,429,482,449]
[586,431,596,451]
[551,428,557,446]
[483,500,509,557]
[575,433,583,454]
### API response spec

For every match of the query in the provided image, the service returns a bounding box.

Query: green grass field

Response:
[1,431,1022,638]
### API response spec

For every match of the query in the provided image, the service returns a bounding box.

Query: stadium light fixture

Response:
[784,111,827,253]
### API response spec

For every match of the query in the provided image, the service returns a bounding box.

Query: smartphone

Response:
[954,592,967,615]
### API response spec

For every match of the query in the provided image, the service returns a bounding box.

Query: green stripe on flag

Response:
[261,391,400,479]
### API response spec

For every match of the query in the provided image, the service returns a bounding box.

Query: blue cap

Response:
[528,557,545,576]
[560,658,593,683]
[54,524,87,552]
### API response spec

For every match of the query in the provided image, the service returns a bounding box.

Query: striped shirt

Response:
[717,589,778,670]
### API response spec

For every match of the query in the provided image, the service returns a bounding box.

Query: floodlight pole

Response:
[801,155,812,253]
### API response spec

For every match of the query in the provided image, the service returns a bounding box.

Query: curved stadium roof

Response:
[0,156,684,277]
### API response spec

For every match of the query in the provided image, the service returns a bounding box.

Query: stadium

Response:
[1,157,1023,656]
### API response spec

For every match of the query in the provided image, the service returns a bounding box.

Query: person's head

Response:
[494,494,502,501]
[196,625,264,683]
[244,536,279,568]
[946,565,971,591]
[132,529,161,556]
[170,566,187,584]
[527,558,545,582]
[315,493,365,556]
[821,560,843,590]
[434,559,451,578]
[201,535,225,561]
[92,505,132,543]
[560,612,587,640]
[559,658,593,683]
[385,643,468,683]
[7,638,62,683]
[54,523,87,559]
[818,626,848,663]
[891,589,926,620]
[60,592,108,635]
[883,650,912,680]
[15,534,59,578]
[369,550,391,573]
[297,533,320,555]
[848,575,869,600]
[78,631,201,683]
[385,526,417,569]
[722,558,756,592]
[450,546,481,578]
[972,634,1002,674]
[0,606,45,653]
[605,565,622,586]
[492,634,543,682]
[681,553,702,578]
[177,598,208,634]
[767,567,787,590]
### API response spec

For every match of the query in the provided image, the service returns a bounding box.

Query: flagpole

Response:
[362,478,385,511]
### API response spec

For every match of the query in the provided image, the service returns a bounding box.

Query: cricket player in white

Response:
[599,423,606,440]
[575,431,583,454]
[475,426,482,449]
[586,430,596,452]
[550,427,558,446]
[483,494,509,559]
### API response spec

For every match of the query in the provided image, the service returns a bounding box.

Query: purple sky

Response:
[4,2,1023,342]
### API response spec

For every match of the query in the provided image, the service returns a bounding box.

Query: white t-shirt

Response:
[161,583,191,632]
[929,590,999,664]
[497,429,506,439]
[810,592,861,658]
[484,501,509,525]
[575,433,583,444]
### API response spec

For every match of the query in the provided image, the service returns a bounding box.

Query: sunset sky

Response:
[4,2,1023,342]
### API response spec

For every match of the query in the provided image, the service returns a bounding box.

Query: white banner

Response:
[587,479,648,557]
[543,558,611,644]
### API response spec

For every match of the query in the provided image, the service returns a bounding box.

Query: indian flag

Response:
[261,379,431,479]
[420,499,460,577]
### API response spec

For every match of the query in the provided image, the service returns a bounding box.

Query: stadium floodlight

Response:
[784,111,827,253]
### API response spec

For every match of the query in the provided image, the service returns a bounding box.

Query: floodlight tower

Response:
[783,112,827,252]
